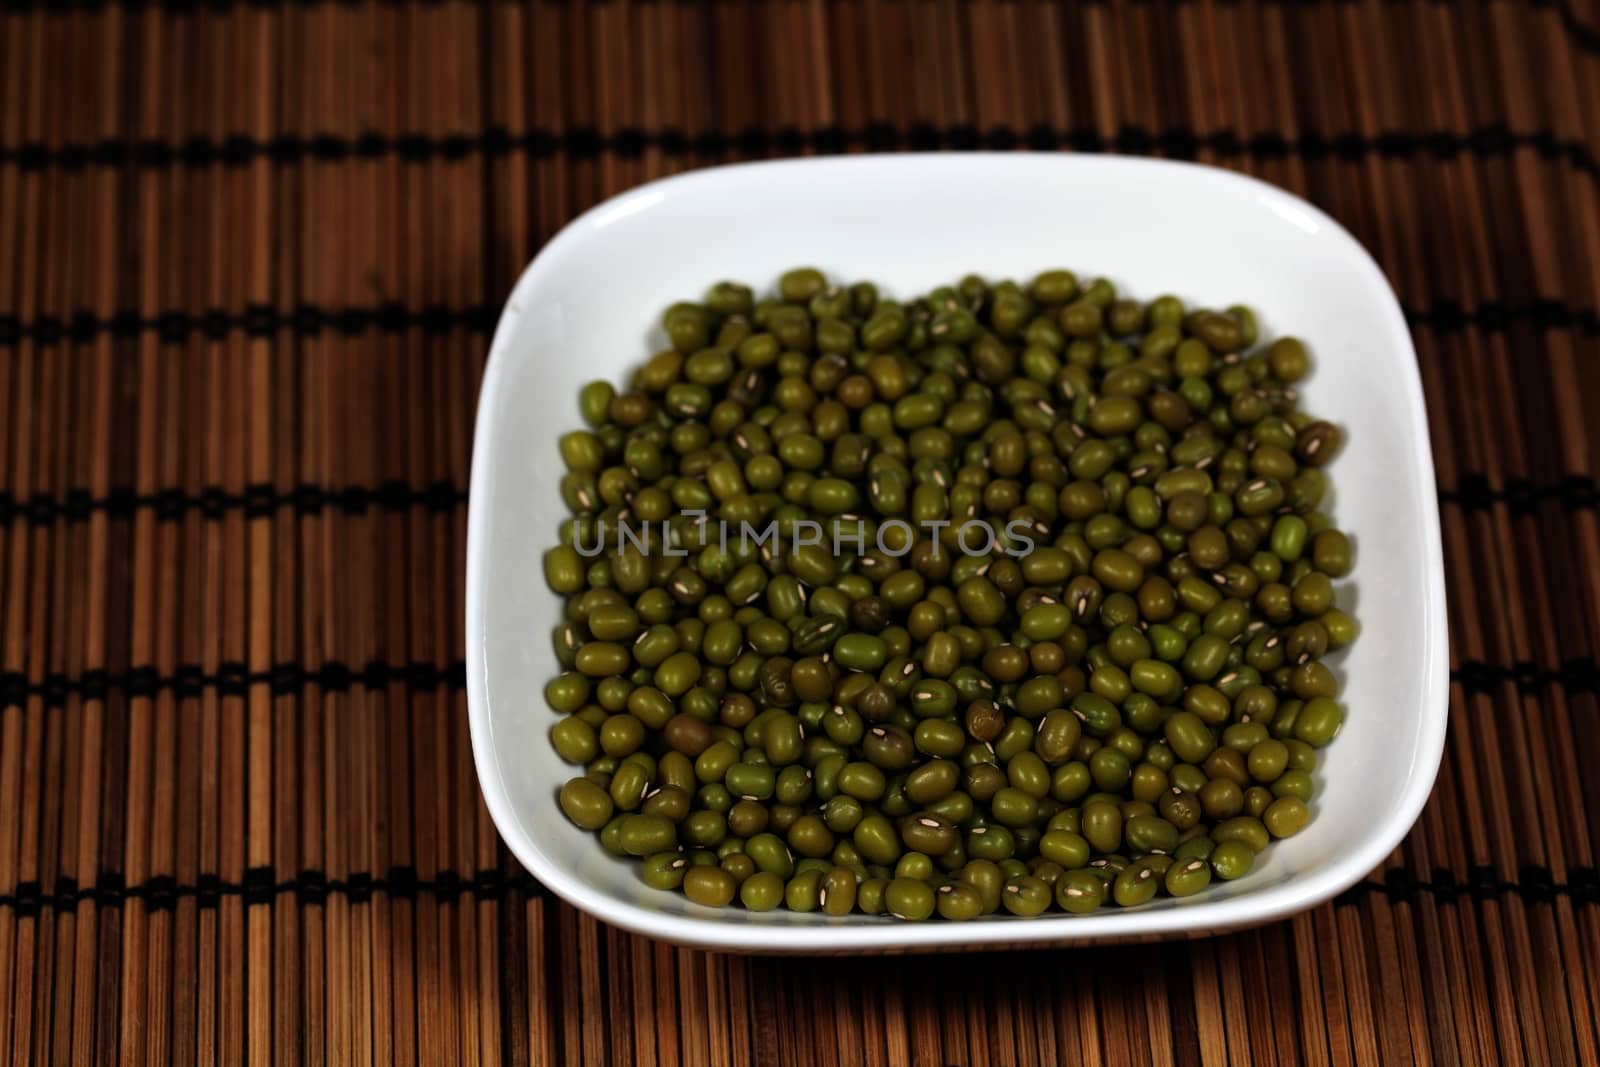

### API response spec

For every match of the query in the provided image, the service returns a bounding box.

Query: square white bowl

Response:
[466,154,1448,953]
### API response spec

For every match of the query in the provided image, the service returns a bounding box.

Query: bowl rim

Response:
[466,152,1449,952]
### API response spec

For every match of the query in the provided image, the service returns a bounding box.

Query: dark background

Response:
[0,2,1597,1065]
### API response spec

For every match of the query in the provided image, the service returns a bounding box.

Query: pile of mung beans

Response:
[542,268,1353,921]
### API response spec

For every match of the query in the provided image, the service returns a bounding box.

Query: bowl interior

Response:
[467,154,1446,952]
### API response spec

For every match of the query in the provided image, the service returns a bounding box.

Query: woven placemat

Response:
[1,2,1597,1064]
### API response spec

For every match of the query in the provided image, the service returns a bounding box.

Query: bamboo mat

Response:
[1,1,1598,1064]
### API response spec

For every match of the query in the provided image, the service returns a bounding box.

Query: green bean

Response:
[1055,870,1106,914]
[1209,841,1255,880]
[1164,857,1212,897]
[542,268,1355,919]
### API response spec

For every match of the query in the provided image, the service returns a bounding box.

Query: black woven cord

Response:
[0,865,553,913]
[0,659,468,710]
[3,473,1591,528]
[0,303,491,347]
[2,297,1593,350]
[4,863,1594,914]
[0,481,468,524]
[1331,864,1600,907]
[1,122,1597,188]
[2,655,1595,714]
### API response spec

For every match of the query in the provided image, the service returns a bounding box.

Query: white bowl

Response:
[466,154,1448,953]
